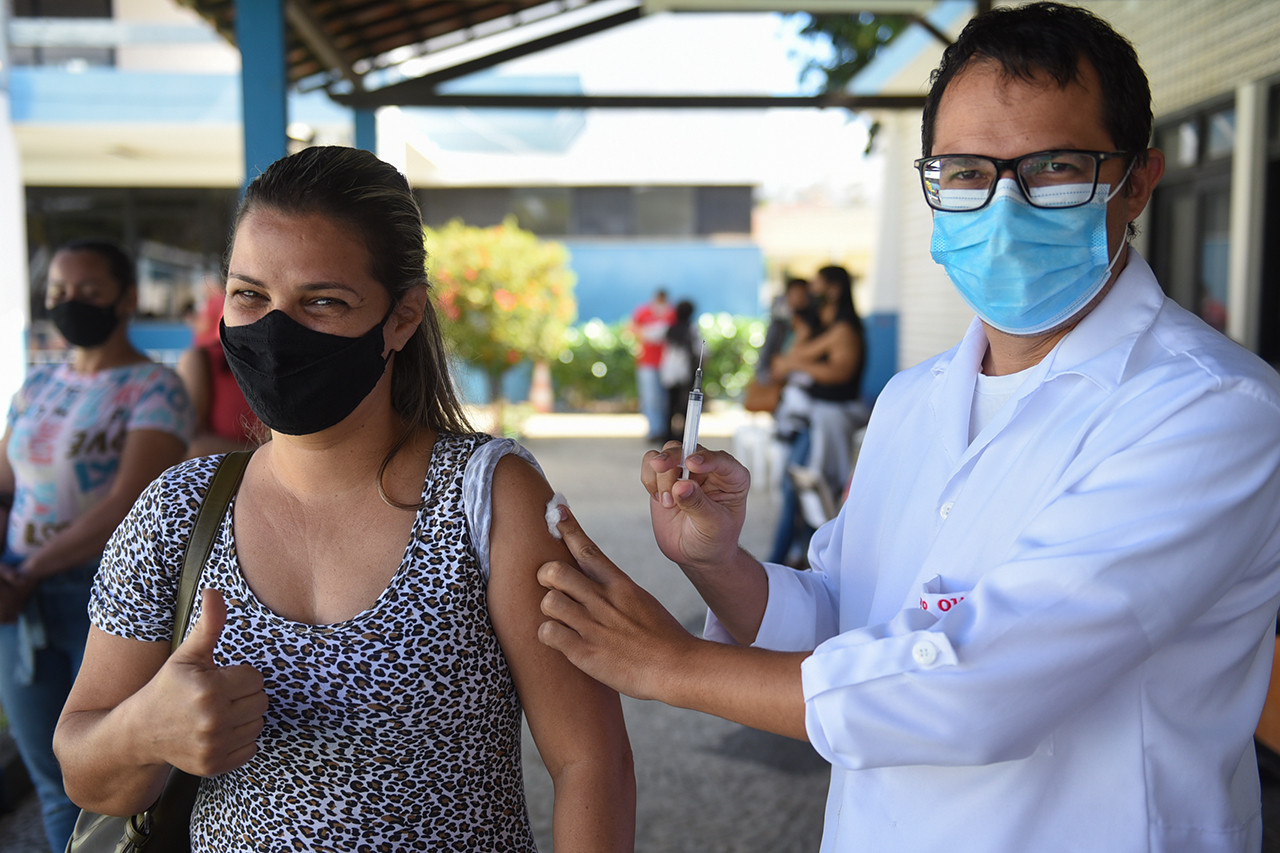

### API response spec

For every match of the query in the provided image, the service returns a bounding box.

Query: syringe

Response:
[680,343,705,479]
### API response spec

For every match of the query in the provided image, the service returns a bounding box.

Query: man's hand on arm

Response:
[537,506,809,741]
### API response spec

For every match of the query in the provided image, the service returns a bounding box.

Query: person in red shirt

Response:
[630,289,675,442]
[176,284,262,457]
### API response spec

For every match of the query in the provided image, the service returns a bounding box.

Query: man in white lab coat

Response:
[536,3,1280,851]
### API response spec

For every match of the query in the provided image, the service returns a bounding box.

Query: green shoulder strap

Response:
[170,450,252,654]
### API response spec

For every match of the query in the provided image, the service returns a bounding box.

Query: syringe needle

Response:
[680,343,705,479]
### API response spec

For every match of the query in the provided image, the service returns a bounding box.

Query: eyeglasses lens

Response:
[923,151,1101,211]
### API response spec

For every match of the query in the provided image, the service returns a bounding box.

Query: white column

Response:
[0,90,29,408]
[1227,79,1266,349]
[864,109,908,317]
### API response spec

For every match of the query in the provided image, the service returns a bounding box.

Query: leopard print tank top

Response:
[91,432,536,851]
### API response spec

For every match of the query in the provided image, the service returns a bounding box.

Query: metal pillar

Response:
[236,0,288,184]
[354,107,377,153]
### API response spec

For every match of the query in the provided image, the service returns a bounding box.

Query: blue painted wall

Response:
[10,68,348,126]
[562,240,765,322]
[861,312,897,403]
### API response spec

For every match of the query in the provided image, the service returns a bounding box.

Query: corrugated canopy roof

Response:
[174,0,956,109]
[176,0,644,92]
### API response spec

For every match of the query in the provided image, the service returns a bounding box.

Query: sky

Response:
[388,11,877,203]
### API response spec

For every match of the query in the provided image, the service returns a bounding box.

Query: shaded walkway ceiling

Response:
[175,0,975,111]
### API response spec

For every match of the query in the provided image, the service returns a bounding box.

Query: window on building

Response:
[512,187,571,235]
[1259,81,1280,365]
[1206,108,1236,161]
[1269,84,1280,149]
[417,184,753,239]
[571,187,634,236]
[11,0,115,68]
[696,186,753,235]
[420,188,510,230]
[1149,98,1236,336]
[635,186,695,236]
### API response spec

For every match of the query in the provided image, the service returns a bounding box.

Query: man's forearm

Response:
[678,546,770,645]
[663,639,809,740]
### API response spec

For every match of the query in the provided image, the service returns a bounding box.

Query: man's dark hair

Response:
[921,2,1151,170]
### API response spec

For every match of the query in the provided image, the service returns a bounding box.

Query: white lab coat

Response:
[713,253,1280,852]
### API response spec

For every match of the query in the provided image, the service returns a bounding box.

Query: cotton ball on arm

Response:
[545,492,569,539]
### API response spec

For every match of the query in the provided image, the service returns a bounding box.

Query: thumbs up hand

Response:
[148,588,267,776]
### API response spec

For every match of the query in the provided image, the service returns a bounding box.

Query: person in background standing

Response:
[176,280,262,458]
[631,288,675,443]
[660,299,698,443]
[0,239,193,852]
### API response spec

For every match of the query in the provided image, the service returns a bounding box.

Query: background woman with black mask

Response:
[0,239,193,852]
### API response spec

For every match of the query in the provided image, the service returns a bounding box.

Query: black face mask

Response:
[49,299,121,348]
[219,309,391,436]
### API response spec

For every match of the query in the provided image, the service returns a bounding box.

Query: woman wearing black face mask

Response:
[55,147,636,852]
[0,239,194,852]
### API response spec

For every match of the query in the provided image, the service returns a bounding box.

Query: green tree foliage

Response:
[426,216,577,403]
[796,12,911,92]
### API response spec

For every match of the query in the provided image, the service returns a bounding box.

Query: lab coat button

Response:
[912,640,939,666]
[939,502,954,519]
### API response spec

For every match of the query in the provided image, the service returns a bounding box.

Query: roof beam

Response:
[333,91,926,109]
[341,5,643,95]
[907,12,952,46]
[285,0,362,89]
[644,1,943,11]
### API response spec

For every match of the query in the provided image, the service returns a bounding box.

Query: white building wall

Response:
[114,0,240,73]
[865,109,969,371]
[861,7,974,373]
[1092,0,1280,117]
[1091,0,1280,350]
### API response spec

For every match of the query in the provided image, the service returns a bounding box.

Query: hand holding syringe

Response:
[546,344,701,534]
[680,343,705,479]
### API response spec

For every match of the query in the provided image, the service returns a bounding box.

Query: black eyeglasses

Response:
[914,149,1131,212]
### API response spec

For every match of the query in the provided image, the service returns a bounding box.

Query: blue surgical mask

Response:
[929,176,1128,336]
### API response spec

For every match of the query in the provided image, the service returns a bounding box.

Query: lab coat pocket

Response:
[918,574,970,615]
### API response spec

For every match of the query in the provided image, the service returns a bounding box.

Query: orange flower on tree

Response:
[494,289,518,312]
